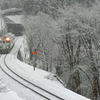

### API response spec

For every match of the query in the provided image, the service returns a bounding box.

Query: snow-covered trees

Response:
[0,0,23,9]
[23,0,96,16]
[23,13,60,72]
[56,5,100,100]
[22,0,100,100]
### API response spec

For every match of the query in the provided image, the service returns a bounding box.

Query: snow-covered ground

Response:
[0,36,91,100]
[0,91,25,100]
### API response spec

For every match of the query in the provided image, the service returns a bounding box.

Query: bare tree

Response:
[23,13,59,71]
[56,5,100,99]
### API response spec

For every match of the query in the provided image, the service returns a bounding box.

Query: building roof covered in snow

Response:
[4,15,23,25]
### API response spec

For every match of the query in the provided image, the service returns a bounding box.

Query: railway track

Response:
[0,38,66,100]
[3,54,65,100]
[0,55,51,100]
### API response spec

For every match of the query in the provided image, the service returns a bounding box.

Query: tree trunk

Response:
[88,38,100,100]
[67,70,81,94]
[30,48,32,60]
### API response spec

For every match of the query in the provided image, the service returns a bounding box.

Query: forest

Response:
[1,0,100,100]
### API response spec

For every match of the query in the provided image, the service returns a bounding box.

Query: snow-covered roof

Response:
[4,15,23,24]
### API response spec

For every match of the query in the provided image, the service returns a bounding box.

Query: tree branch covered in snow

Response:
[22,1,100,100]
